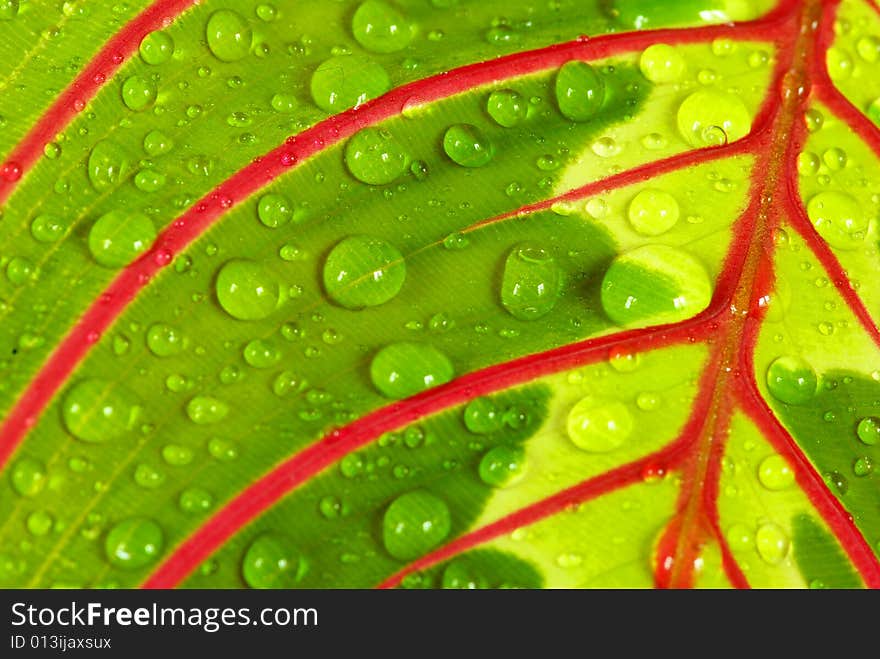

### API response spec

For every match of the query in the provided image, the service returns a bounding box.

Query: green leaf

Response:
[1,0,880,589]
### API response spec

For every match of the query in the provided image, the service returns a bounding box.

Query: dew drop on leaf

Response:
[382,490,451,560]
[243,339,281,368]
[0,0,19,20]
[133,463,165,489]
[351,0,413,53]
[323,235,406,309]
[208,437,239,462]
[215,259,280,320]
[825,47,853,82]
[639,44,685,83]
[757,455,794,491]
[765,356,817,405]
[61,379,141,443]
[104,518,164,569]
[146,323,185,357]
[88,210,156,268]
[87,140,130,191]
[486,89,527,127]
[162,444,194,466]
[310,55,390,113]
[206,9,252,62]
[242,534,306,588]
[30,214,67,243]
[500,243,561,321]
[856,416,880,446]
[442,559,488,589]
[121,75,156,111]
[143,130,172,156]
[26,511,53,536]
[179,487,214,514]
[676,89,750,147]
[10,457,47,497]
[567,396,633,452]
[463,397,502,434]
[370,342,454,399]
[443,123,494,167]
[555,60,605,122]
[806,191,866,250]
[627,189,680,236]
[257,193,293,228]
[853,456,874,477]
[755,523,789,565]
[600,244,712,328]
[186,396,229,425]
[344,128,409,185]
[139,31,174,65]
[479,445,526,487]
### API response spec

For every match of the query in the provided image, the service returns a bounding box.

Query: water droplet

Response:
[208,437,239,462]
[162,444,194,466]
[766,355,817,405]
[500,243,561,321]
[243,339,281,368]
[0,0,19,20]
[370,342,454,399]
[256,193,293,228]
[796,152,820,176]
[567,396,633,452]
[139,30,174,65]
[62,379,141,443]
[134,463,165,489]
[206,9,252,62]
[270,92,297,113]
[600,245,713,328]
[853,456,874,477]
[383,490,451,560]
[242,534,306,588]
[822,147,847,171]
[27,511,53,536]
[179,487,214,513]
[627,189,680,235]
[805,108,824,132]
[344,127,408,185]
[479,445,526,487]
[30,214,67,243]
[486,89,527,127]
[757,454,794,490]
[310,55,390,113]
[215,259,280,320]
[825,470,849,495]
[104,518,164,569]
[677,89,750,147]
[186,396,229,424]
[463,397,502,434]
[87,140,130,191]
[351,0,413,53]
[856,36,880,63]
[134,168,166,192]
[826,47,853,82]
[88,210,156,268]
[121,75,157,111]
[443,124,493,167]
[323,235,405,309]
[10,457,47,497]
[555,60,605,122]
[856,416,880,445]
[146,323,185,357]
[143,130,172,156]
[639,44,685,83]
[442,559,488,589]
[806,191,866,250]
[755,523,789,565]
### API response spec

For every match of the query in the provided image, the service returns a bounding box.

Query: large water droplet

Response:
[215,259,280,320]
[766,356,817,405]
[627,189,680,236]
[677,89,751,147]
[104,518,164,569]
[757,454,794,490]
[351,0,413,53]
[479,445,526,487]
[806,191,866,250]
[856,416,880,445]
[486,89,527,127]
[87,140,130,191]
[62,379,141,443]
[567,396,633,452]
[140,31,174,65]
[500,243,561,321]
[639,44,685,83]
[242,534,306,588]
[206,9,252,62]
[383,490,451,560]
[443,124,493,167]
[463,397,502,434]
[600,244,713,328]
[555,61,605,122]
[30,214,67,243]
[257,193,293,228]
[344,128,408,185]
[323,235,406,309]
[121,75,157,111]
[310,55,390,113]
[146,323,186,357]
[88,211,156,268]
[243,339,281,368]
[186,396,229,424]
[370,342,454,399]
[755,523,789,565]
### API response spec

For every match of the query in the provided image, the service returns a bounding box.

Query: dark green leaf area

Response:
[772,370,880,559]
[791,514,861,589]
[402,549,544,589]
[184,386,549,587]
